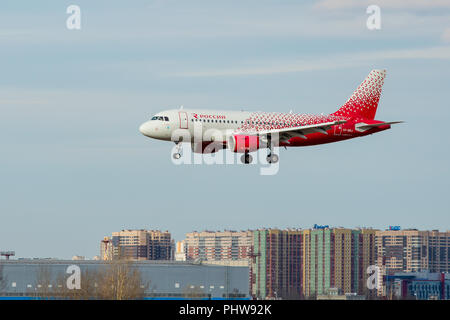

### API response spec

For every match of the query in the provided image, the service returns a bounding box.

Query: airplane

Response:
[139,69,402,164]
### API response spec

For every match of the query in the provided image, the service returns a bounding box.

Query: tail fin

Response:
[332,69,386,120]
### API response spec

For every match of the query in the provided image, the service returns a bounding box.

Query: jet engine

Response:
[227,135,260,153]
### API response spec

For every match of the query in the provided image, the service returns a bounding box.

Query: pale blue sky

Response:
[0,0,449,259]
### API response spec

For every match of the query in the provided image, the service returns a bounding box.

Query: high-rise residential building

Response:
[251,229,303,299]
[147,230,173,260]
[375,228,450,296]
[376,229,450,274]
[358,229,377,298]
[101,229,172,261]
[184,230,252,261]
[175,240,187,261]
[301,227,377,298]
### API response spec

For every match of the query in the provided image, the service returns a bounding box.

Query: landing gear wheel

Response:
[266,154,279,164]
[265,133,279,164]
[241,154,253,164]
[173,141,182,160]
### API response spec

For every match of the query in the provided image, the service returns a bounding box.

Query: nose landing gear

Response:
[173,142,182,160]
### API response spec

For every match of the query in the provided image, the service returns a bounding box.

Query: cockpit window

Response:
[151,115,169,121]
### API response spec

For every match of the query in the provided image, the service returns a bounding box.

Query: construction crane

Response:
[0,251,15,260]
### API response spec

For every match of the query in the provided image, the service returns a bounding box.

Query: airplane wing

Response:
[239,120,347,141]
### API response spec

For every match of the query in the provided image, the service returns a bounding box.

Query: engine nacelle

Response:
[228,135,260,153]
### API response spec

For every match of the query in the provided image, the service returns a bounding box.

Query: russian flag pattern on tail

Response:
[332,69,386,120]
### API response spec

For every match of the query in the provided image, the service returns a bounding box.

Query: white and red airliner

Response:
[139,69,402,164]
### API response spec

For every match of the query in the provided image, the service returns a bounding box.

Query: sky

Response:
[0,0,449,259]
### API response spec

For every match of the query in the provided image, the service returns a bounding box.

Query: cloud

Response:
[442,28,450,43]
[315,0,450,10]
[0,2,447,45]
[169,46,450,77]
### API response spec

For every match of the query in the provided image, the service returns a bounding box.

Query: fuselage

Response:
[139,108,391,147]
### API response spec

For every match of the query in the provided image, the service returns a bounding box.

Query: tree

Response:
[53,268,99,299]
[95,260,148,300]
[34,266,55,299]
[34,260,149,300]
[182,285,206,299]
[0,263,7,294]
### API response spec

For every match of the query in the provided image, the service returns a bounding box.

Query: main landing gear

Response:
[266,153,279,164]
[241,153,253,164]
[173,141,182,160]
[266,134,279,164]
[239,152,278,164]
[239,134,279,164]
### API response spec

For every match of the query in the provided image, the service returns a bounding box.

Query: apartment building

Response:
[184,230,252,261]
[251,229,303,299]
[376,229,450,274]
[375,228,450,296]
[100,229,172,261]
[302,227,377,298]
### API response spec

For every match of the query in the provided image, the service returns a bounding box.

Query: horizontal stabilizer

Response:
[355,121,403,132]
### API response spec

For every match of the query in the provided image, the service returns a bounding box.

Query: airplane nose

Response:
[139,122,152,137]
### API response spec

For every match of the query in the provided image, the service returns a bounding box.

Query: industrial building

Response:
[0,259,249,300]
[384,272,450,300]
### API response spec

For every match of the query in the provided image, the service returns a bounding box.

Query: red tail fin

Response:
[332,69,386,120]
